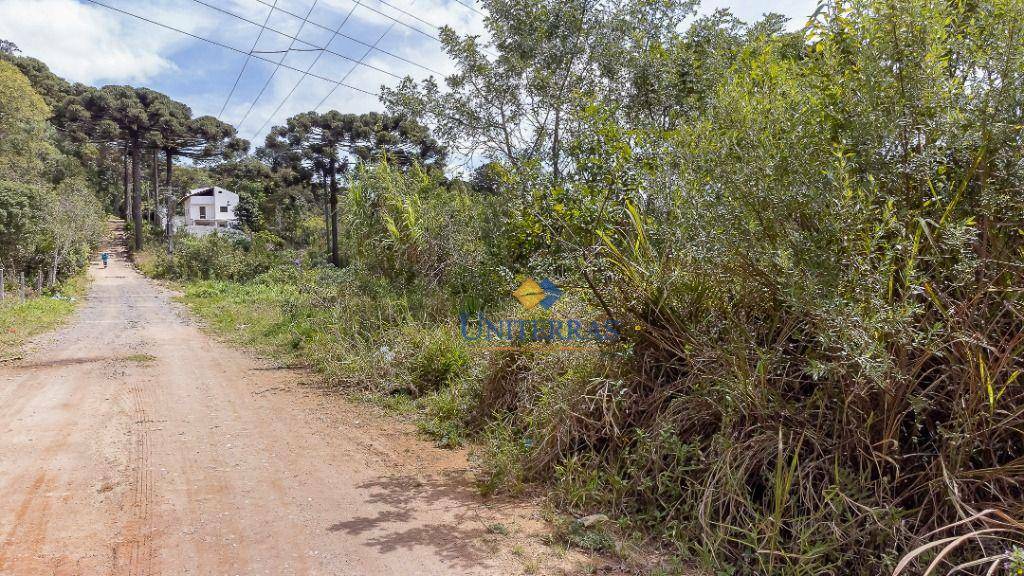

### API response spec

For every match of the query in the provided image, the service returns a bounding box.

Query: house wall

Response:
[184,187,239,227]
[187,196,215,222]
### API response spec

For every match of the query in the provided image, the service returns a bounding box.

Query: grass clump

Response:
[403,327,471,396]
[419,377,481,448]
[0,274,87,357]
[485,522,510,536]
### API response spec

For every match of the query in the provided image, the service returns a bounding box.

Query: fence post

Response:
[0,266,5,302]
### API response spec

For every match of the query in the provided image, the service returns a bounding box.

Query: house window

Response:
[220,206,228,213]
[199,206,207,219]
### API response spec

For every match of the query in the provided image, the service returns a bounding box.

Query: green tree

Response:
[0,59,101,281]
[383,0,702,183]
[72,85,163,250]
[261,111,443,266]
[0,59,50,180]
[0,39,18,55]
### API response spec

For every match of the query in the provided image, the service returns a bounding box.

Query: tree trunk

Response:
[164,149,173,189]
[131,134,144,250]
[328,162,340,267]
[167,193,176,257]
[19,271,25,302]
[151,148,159,225]
[122,145,130,220]
[99,144,116,215]
[552,106,561,182]
[1,266,5,301]
[319,171,330,261]
[35,271,43,293]
[49,251,59,287]
[321,194,330,259]
[165,150,175,256]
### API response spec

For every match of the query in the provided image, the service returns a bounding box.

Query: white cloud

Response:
[218,0,477,141]
[0,0,178,83]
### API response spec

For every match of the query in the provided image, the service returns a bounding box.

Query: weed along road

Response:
[0,243,540,576]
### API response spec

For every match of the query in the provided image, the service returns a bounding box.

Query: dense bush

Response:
[468,2,1024,574]
[144,231,293,283]
[340,161,507,308]
[0,60,103,286]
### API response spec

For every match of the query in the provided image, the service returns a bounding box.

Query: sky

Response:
[0,0,819,147]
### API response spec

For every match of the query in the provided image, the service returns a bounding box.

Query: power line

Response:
[250,0,445,74]
[218,0,278,120]
[354,0,497,59]
[250,1,361,140]
[81,0,380,98]
[235,0,320,132]
[314,21,397,113]
[252,47,323,53]
[361,0,441,32]
[445,0,484,17]
[188,0,403,80]
[350,0,441,43]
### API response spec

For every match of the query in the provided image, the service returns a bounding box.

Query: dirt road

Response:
[0,232,564,575]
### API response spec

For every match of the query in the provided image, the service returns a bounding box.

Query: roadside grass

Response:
[0,274,89,358]
[133,248,162,278]
[174,278,306,361]
[135,243,693,575]
[170,274,451,418]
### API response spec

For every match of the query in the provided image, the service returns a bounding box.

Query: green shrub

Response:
[0,274,87,356]
[477,415,532,496]
[511,3,1024,574]
[419,378,480,448]
[404,327,471,396]
[146,231,294,283]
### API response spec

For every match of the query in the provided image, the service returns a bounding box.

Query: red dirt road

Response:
[0,237,565,575]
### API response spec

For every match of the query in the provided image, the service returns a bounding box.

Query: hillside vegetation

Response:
[0,56,103,352]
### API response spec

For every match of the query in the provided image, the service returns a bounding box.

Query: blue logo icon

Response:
[513,277,563,310]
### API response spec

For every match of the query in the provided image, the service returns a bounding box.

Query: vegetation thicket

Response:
[5,0,1024,573]
[0,53,103,305]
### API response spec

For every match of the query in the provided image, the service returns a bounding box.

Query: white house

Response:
[182,186,239,235]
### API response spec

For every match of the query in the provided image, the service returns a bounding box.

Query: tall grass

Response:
[507,2,1024,573]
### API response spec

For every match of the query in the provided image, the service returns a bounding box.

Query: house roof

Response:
[182,186,237,201]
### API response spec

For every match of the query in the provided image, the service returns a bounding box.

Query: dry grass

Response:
[893,509,1024,576]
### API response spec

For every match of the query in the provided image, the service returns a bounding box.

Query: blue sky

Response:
[0,0,819,146]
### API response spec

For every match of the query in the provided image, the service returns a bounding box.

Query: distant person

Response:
[100,252,109,268]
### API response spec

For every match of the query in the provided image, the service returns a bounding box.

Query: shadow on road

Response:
[327,470,495,570]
